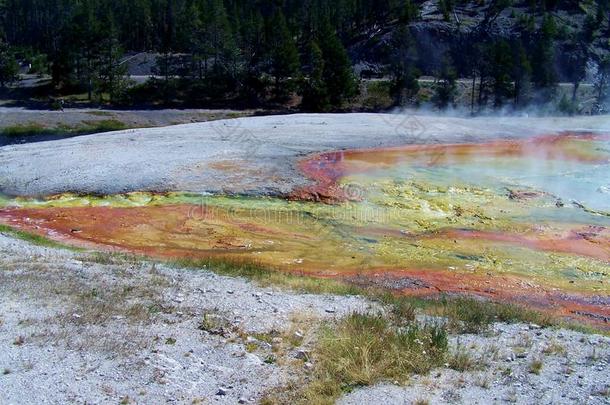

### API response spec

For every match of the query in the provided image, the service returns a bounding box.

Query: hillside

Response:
[0,0,609,112]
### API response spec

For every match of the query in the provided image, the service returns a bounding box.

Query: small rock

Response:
[295,349,310,360]
[216,387,228,396]
[238,398,247,404]
[259,342,273,350]
[325,308,336,314]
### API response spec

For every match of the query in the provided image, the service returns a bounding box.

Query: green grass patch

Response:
[87,111,114,117]
[175,257,607,336]
[376,293,554,334]
[436,296,553,334]
[78,251,145,265]
[81,119,128,133]
[0,224,81,250]
[0,228,604,336]
[0,119,128,138]
[1,123,50,137]
[265,312,448,404]
[361,80,393,110]
[172,257,363,296]
[447,345,480,371]
[225,112,247,119]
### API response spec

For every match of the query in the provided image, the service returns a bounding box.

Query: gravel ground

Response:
[1,233,609,404]
[341,324,610,405]
[1,112,609,197]
[0,233,371,404]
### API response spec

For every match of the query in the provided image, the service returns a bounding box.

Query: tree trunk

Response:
[470,72,476,115]
[478,75,484,108]
[572,81,579,103]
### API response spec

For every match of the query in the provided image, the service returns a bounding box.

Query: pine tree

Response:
[531,14,558,102]
[239,10,265,103]
[70,0,106,100]
[268,10,300,98]
[0,39,18,88]
[301,41,330,112]
[439,0,454,22]
[0,0,599,111]
[489,40,514,108]
[96,16,129,103]
[594,55,610,113]
[388,25,420,106]
[512,41,532,108]
[433,55,457,109]
[565,26,589,103]
[197,0,236,79]
[193,0,239,97]
[317,24,358,107]
[400,0,420,24]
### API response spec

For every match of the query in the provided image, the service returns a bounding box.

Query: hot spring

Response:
[1,132,609,325]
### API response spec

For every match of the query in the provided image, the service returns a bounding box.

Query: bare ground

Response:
[0,233,371,404]
[1,113,609,404]
[1,112,609,197]
[0,233,608,404]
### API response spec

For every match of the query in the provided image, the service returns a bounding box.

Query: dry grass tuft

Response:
[447,349,479,372]
[198,310,234,337]
[529,359,543,375]
[266,312,448,404]
[13,335,25,346]
[542,340,567,356]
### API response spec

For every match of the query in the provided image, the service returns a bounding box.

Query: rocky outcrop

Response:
[349,0,609,81]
